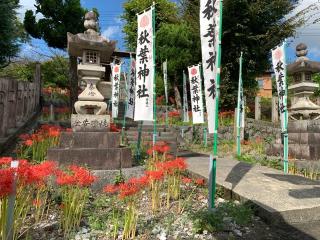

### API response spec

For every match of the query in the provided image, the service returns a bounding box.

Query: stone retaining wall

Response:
[0,63,41,138]
[174,118,281,145]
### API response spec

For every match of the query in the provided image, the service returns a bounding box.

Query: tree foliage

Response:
[41,56,69,88]
[180,0,304,109]
[123,0,306,110]
[23,0,93,110]
[122,0,178,51]
[0,0,28,68]
[0,61,36,81]
[24,0,86,49]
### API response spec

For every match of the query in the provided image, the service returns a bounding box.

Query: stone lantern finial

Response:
[84,11,98,35]
[296,43,309,61]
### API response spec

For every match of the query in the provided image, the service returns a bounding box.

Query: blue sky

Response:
[18,0,320,64]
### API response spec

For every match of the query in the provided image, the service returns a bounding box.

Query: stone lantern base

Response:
[267,120,320,160]
[47,131,132,170]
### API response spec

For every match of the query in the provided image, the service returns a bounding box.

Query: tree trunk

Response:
[173,74,182,110]
[69,56,78,113]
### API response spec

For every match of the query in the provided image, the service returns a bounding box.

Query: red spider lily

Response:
[24,139,33,146]
[156,95,165,105]
[118,182,140,199]
[195,178,205,186]
[156,157,187,175]
[128,175,149,187]
[241,140,251,145]
[29,161,58,186]
[56,165,96,187]
[168,110,180,118]
[66,128,72,132]
[32,199,42,207]
[48,129,60,137]
[110,123,120,132]
[159,145,170,153]
[219,111,234,117]
[0,157,13,166]
[19,134,30,141]
[173,157,187,170]
[147,142,170,155]
[104,184,119,194]
[0,168,14,198]
[146,170,164,181]
[182,177,192,184]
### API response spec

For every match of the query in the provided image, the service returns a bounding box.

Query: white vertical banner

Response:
[188,65,205,124]
[200,0,221,133]
[163,60,168,103]
[183,71,189,122]
[271,43,287,131]
[126,59,136,119]
[111,63,122,118]
[134,8,154,121]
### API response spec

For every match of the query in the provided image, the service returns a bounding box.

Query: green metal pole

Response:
[203,127,208,148]
[152,3,157,147]
[121,73,129,145]
[236,52,243,157]
[6,161,19,240]
[136,121,143,161]
[283,41,289,174]
[210,0,223,210]
[164,60,168,128]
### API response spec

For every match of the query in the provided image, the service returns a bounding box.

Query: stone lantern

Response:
[269,43,320,160]
[288,43,320,120]
[47,11,132,170]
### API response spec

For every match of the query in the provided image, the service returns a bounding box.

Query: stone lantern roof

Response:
[67,11,116,63]
[287,43,320,75]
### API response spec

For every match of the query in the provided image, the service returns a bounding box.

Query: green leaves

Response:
[0,0,26,68]
[23,0,86,49]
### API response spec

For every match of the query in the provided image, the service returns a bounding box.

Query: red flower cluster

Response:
[156,157,187,175]
[146,142,171,156]
[104,174,150,199]
[145,170,164,181]
[0,168,14,198]
[156,95,165,105]
[42,87,69,96]
[219,111,234,118]
[110,123,120,132]
[182,177,205,186]
[168,110,180,118]
[19,124,62,147]
[0,159,59,198]
[56,165,96,187]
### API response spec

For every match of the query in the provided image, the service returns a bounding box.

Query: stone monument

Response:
[47,11,132,169]
[269,43,320,160]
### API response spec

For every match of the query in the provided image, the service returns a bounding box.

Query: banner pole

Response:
[203,127,208,147]
[152,3,157,148]
[121,73,129,145]
[283,41,289,174]
[6,160,19,240]
[164,60,168,128]
[209,0,223,210]
[236,52,243,156]
[136,121,143,161]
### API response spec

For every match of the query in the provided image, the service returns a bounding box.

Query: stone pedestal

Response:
[47,132,132,170]
[47,10,133,170]
[268,120,320,160]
